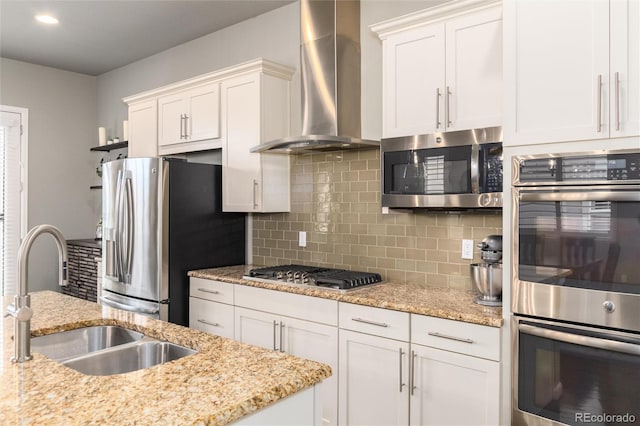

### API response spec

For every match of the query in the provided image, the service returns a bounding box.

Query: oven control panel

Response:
[516,151,640,184]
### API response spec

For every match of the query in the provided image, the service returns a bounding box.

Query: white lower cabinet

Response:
[234,287,339,426]
[189,278,235,339]
[410,345,500,425]
[339,329,410,426]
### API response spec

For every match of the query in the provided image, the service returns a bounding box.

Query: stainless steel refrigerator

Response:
[100,157,245,326]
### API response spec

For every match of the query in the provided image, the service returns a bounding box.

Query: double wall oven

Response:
[511,150,640,426]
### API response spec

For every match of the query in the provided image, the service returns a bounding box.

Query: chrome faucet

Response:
[5,224,68,362]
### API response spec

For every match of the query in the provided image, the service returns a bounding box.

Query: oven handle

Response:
[519,323,640,356]
[519,190,640,203]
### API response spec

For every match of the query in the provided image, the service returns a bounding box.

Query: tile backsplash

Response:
[252,149,502,290]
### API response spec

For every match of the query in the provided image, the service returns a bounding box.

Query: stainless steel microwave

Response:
[381,127,503,209]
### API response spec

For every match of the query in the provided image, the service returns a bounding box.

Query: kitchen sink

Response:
[61,341,196,376]
[31,325,145,361]
[32,326,196,375]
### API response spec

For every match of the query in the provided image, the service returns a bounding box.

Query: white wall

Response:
[0,58,97,292]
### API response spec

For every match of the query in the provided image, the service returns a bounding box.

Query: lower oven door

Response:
[512,316,640,426]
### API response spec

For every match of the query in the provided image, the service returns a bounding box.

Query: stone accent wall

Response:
[63,241,101,302]
[252,150,502,290]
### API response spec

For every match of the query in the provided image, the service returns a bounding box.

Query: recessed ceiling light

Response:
[35,15,59,25]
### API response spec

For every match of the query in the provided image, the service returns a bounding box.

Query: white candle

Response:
[98,127,107,146]
[122,120,129,141]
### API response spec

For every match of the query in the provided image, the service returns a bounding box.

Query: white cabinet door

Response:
[610,0,640,138]
[382,23,445,138]
[221,74,262,212]
[339,329,410,426]
[410,344,500,426]
[445,6,502,131]
[128,99,157,158]
[505,0,610,145]
[189,297,234,340]
[186,82,221,142]
[234,306,279,351]
[281,316,338,426]
[157,92,187,147]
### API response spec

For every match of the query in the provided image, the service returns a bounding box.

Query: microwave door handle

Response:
[520,189,640,203]
[519,323,640,356]
[470,144,480,193]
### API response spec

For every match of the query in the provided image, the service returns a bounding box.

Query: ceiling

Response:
[0,0,296,76]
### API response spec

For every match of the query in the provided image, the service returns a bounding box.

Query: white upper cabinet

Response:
[373,2,502,138]
[221,64,293,213]
[158,82,220,149]
[127,99,158,158]
[504,0,639,146]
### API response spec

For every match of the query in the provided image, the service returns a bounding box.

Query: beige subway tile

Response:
[333,244,351,255]
[367,159,380,170]
[252,256,265,266]
[406,272,427,285]
[343,234,359,244]
[396,236,417,248]
[460,215,485,227]
[342,213,359,224]
[378,235,396,246]
[360,256,378,268]
[359,192,377,203]
[336,223,351,234]
[368,246,386,258]
[351,245,368,256]
[386,270,407,283]
[378,257,396,269]
[417,237,438,250]
[447,226,464,239]
[366,223,387,237]
[358,149,379,160]
[350,181,368,192]
[351,202,368,213]
[426,227,448,238]
[386,247,405,259]
[342,255,359,266]
[483,213,503,227]
[277,240,290,250]
[359,213,378,224]
[350,224,366,234]
[396,259,416,271]
[256,247,270,257]
[359,235,376,246]
[438,262,461,276]
[415,213,438,226]
[343,192,359,202]
[415,261,437,273]
[405,248,425,261]
[359,170,377,181]
[437,238,460,252]
[448,276,473,291]
[326,253,343,264]
[343,171,359,181]
[349,160,368,171]
[426,273,448,287]
[425,249,448,262]
[386,225,405,236]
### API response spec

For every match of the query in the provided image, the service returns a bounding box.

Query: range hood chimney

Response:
[251,0,378,154]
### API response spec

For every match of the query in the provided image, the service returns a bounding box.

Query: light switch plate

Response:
[461,239,474,259]
[298,231,307,247]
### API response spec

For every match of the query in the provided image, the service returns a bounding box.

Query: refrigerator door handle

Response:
[123,177,134,281]
[114,172,125,281]
[100,296,160,315]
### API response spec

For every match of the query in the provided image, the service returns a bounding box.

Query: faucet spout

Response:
[7,224,68,363]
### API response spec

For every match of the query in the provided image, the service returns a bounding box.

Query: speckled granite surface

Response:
[1,291,331,426]
[189,265,503,328]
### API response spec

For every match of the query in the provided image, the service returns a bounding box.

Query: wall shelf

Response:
[90,141,128,152]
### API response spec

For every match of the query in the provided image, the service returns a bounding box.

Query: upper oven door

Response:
[512,185,640,331]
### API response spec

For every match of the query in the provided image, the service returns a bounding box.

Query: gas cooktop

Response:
[245,265,383,291]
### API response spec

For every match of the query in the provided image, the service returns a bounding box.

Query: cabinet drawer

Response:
[235,285,338,326]
[411,314,500,361]
[189,277,234,304]
[189,297,234,339]
[339,303,410,342]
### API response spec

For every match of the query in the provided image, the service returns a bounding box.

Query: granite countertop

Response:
[1,291,331,425]
[189,265,503,328]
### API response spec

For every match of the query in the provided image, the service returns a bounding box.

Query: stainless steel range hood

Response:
[251,0,378,154]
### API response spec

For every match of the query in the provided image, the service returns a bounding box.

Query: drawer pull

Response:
[427,331,474,344]
[197,288,220,295]
[352,317,389,328]
[197,319,220,327]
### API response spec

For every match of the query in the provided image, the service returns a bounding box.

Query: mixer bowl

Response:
[471,263,503,300]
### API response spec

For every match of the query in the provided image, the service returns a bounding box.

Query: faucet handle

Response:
[5,303,32,322]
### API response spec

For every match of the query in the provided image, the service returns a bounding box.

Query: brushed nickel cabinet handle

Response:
[398,348,406,392]
[197,319,219,327]
[428,331,475,344]
[445,86,452,128]
[596,75,603,132]
[615,71,620,131]
[180,114,185,139]
[185,114,190,138]
[279,321,285,353]
[272,320,278,351]
[410,350,417,396]
[197,288,220,295]
[253,180,259,210]
[351,317,389,328]
[436,88,442,129]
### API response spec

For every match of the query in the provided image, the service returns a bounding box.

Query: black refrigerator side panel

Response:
[167,160,246,326]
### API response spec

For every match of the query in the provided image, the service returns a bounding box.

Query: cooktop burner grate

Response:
[246,264,383,291]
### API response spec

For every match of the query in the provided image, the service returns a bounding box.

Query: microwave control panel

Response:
[517,151,640,184]
[480,143,503,192]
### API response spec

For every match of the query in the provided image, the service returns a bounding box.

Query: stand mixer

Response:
[471,235,503,306]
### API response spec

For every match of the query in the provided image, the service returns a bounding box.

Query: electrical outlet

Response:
[298,231,307,247]
[461,239,474,259]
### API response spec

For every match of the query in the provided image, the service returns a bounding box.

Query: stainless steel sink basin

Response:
[62,341,196,376]
[32,325,145,361]
[32,325,196,375]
